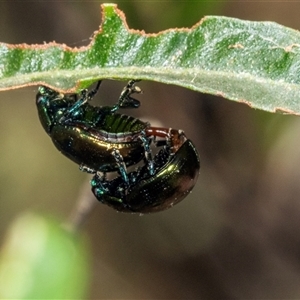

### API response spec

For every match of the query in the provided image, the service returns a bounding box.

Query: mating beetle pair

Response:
[36,80,200,213]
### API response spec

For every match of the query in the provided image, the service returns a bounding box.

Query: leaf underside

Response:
[1,4,300,114]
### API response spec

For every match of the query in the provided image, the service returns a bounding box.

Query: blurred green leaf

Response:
[1,3,300,114]
[0,212,90,299]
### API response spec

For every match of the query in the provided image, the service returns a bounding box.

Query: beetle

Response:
[36,80,200,213]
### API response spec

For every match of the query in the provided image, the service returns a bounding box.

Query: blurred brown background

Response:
[1,1,300,299]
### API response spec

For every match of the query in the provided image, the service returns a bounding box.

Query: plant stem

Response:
[64,180,98,233]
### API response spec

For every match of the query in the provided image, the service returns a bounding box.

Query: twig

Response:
[64,180,98,233]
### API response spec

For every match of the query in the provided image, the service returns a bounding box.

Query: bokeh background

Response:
[1,1,300,299]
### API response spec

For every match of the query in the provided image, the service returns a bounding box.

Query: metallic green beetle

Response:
[36,80,200,213]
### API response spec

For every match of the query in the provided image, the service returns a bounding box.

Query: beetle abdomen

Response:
[98,113,148,134]
[125,139,200,213]
[51,124,145,172]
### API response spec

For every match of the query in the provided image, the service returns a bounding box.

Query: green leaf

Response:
[1,3,300,114]
[0,212,90,299]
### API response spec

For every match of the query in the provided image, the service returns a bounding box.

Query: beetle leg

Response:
[58,90,88,126]
[111,149,130,187]
[91,172,110,200]
[146,127,187,154]
[139,132,155,176]
[111,80,141,112]
[79,164,97,174]
[64,89,88,118]
[60,81,102,122]
[70,81,102,110]
[86,81,102,100]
